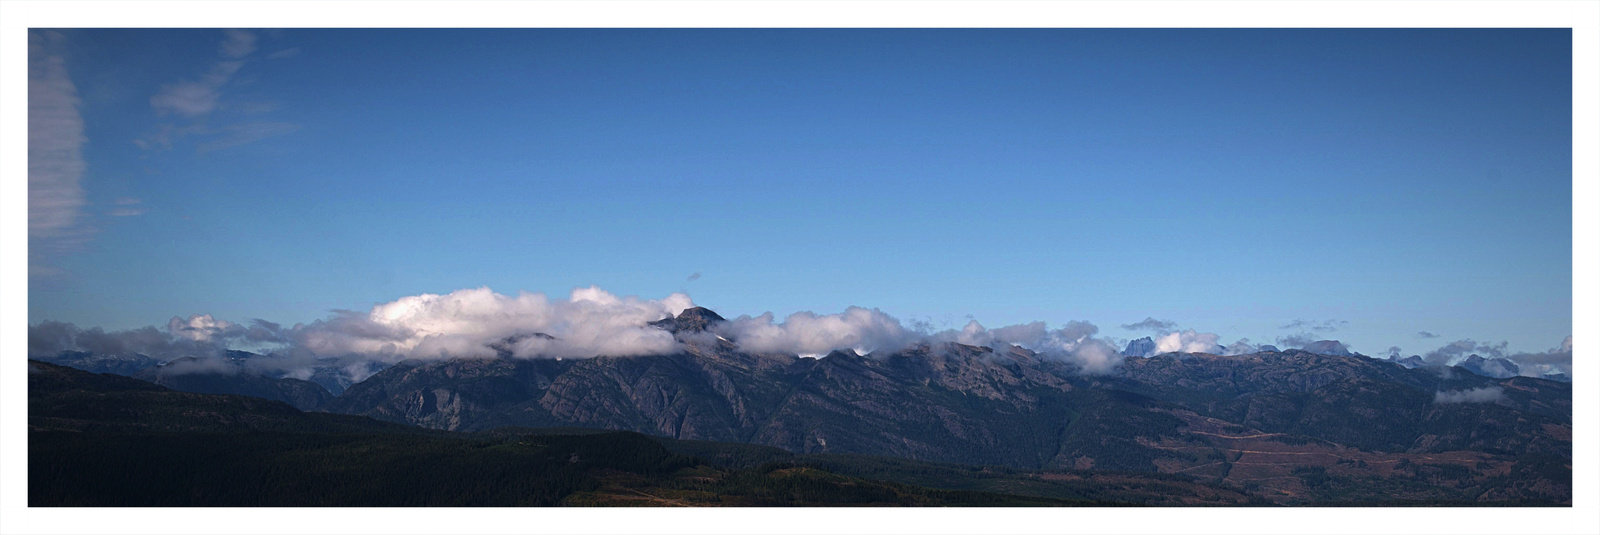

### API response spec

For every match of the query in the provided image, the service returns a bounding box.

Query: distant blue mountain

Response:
[36,350,161,376]
[1122,337,1156,357]
[1300,340,1352,357]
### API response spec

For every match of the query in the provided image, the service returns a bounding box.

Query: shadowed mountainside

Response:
[318,308,1570,504]
[30,360,1252,507]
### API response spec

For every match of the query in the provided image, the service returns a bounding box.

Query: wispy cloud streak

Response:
[149,29,256,118]
[29,30,92,276]
[139,29,296,152]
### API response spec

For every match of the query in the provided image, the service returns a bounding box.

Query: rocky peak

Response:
[1122,337,1156,358]
[650,306,727,334]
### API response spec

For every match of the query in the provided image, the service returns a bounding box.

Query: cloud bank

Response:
[295,286,693,360]
[925,319,1122,374]
[1406,336,1572,379]
[30,287,696,387]
[29,286,1139,380]
[1155,330,1222,354]
[29,285,1573,386]
[716,307,918,357]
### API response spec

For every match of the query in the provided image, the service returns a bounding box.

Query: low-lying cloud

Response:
[30,286,695,385]
[296,286,693,360]
[1222,338,1262,356]
[1154,330,1221,354]
[1410,336,1572,379]
[29,285,1141,380]
[717,307,918,357]
[1434,386,1505,404]
[1423,339,1509,365]
[1114,319,1231,357]
[28,286,1574,386]
[928,319,1122,374]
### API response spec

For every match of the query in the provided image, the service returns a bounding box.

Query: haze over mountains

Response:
[28,288,1574,505]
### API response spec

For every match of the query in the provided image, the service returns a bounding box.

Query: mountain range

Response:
[28,360,1258,506]
[30,306,1572,505]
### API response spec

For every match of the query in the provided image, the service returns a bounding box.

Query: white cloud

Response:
[149,29,257,118]
[294,286,692,361]
[150,59,244,118]
[29,30,92,275]
[716,306,918,356]
[1155,329,1221,354]
[929,319,1122,374]
[167,314,239,342]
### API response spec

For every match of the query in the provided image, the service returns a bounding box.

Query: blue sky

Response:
[28,28,1572,356]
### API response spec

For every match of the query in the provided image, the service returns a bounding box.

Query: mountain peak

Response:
[824,348,860,359]
[651,306,727,334]
[1122,337,1156,357]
